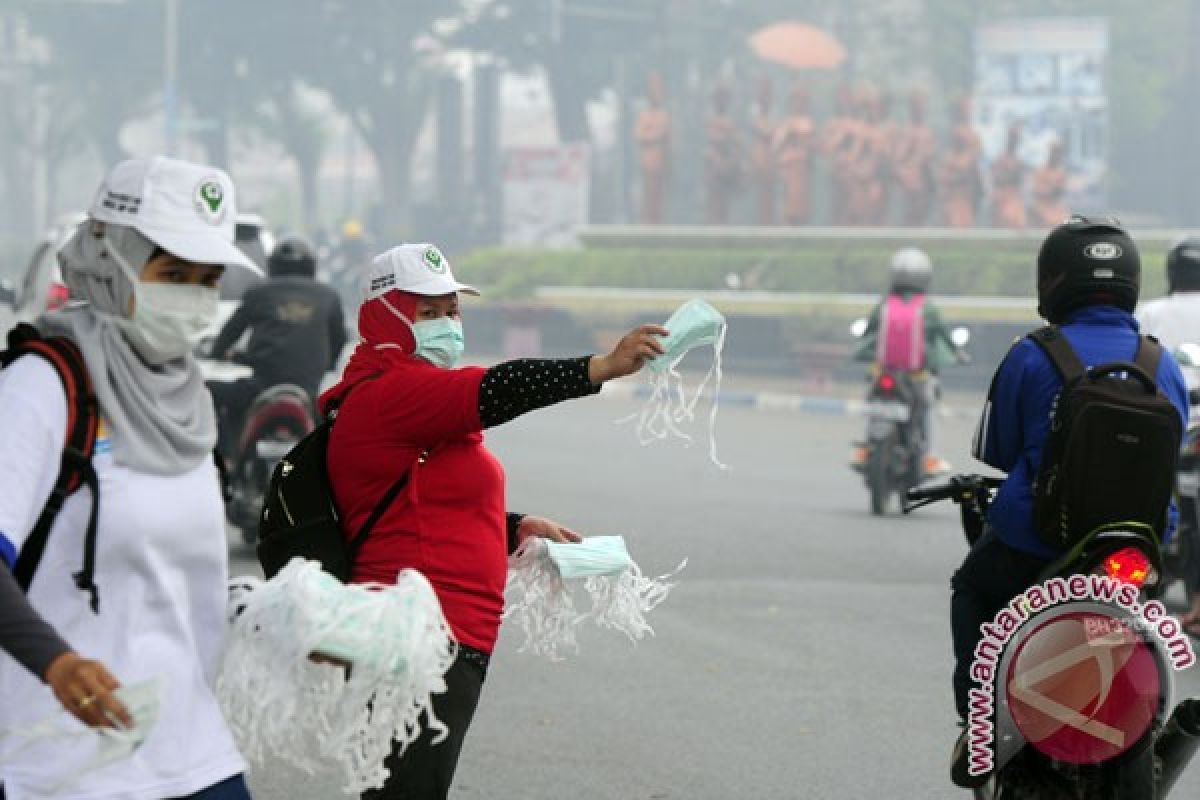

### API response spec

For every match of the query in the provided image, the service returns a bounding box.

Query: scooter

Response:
[905,474,1200,799]
[859,367,925,515]
[224,383,315,543]
[849,318,969,515]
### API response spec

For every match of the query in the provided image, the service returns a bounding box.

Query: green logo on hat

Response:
[424,246,447,273]
[194,178,227,224]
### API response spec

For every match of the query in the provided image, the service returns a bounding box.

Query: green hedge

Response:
[459,244,1170,299]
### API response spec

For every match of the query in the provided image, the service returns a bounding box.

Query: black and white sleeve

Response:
[479,357,600,428]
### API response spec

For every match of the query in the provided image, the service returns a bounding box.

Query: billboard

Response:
[973,17,1109,211]
[501,143,590,247]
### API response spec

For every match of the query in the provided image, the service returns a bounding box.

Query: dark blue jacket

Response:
[973,305,1189,559]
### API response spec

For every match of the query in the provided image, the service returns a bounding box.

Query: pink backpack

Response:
[878,293,925,371]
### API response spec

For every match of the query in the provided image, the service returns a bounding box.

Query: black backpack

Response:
[1029,326,1182,549]
[256,381,414,581]
[1,324,101,611]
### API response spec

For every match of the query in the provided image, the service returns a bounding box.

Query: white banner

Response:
[501,143,590,248]
[974,17,1109,209]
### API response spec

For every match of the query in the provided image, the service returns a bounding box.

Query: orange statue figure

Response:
[846,86,889,226]
[1029,141,1069,227]
[774,83,817,226]
[704,84,741,225]
[821,84,858,225]
[749,77,777,225]
[937,96,983,227]
[990,125,1027,228]
[635,72,671,224]
[890,90,936,226]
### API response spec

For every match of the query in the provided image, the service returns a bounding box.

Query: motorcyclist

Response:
[207,234,347,461]
[850,247,965,477]
[949,216,1189,788]
[1136,235,1200,634]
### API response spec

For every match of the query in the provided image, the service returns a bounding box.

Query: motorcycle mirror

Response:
[950,326,970,348]
[850,317,868,338]
[1175,342,1200,368]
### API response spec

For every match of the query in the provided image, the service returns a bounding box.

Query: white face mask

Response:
[0,676,163,793]
[117,281,218,364]
[103,232,219,364]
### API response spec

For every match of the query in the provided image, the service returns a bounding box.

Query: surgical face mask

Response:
[622,298,728,469]
[0,676,163,794]
[103,233,218,364]
[117,281,219,364]
[651,298,726,372]
[412,317,465,369]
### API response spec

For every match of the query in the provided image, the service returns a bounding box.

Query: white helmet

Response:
[889,247,932,292]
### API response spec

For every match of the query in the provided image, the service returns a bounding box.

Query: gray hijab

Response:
[36,221,216,475]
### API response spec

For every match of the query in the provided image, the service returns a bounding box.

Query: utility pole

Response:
[163,0,178,156]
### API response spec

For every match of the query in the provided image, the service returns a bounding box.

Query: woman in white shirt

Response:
[0,157,259,799]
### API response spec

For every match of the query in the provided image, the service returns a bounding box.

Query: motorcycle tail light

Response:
[46,282,69,310]
[878,373,896,392]
[1102,547,1154,587]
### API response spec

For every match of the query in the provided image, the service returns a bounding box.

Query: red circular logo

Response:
[1006,611,1161,764]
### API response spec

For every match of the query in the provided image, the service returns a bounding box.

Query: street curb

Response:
[599,381,976,419]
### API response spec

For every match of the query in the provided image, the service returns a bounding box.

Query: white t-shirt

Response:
[1136,292,1200,351]
[0,356,245,799]
[1137,292,1200,391]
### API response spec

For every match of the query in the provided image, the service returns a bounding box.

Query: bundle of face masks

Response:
[503,535,686,661]
[622,299,728,469]
[0,677,162,795]
[218,559,456,794]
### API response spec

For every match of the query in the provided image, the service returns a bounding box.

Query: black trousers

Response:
[362,645,489,800]
[950,528,1050,719]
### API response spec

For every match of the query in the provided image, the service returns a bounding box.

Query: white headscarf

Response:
[36,220,216,475]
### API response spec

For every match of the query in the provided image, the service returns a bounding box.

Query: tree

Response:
[276,0,449,236]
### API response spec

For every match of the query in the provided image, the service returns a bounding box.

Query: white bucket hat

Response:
[362,243,479,302]
[87,156,260,275]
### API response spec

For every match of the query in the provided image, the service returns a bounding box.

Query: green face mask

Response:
[650,299,727,372]
[622,299,728,469]
[504,535,686,661]
[413,317,465,369]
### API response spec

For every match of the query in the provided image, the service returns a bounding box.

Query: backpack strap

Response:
[1134,334,1164,384]
[346,459,419,562]
[3,324,102,612]
[1029,325,1087,384]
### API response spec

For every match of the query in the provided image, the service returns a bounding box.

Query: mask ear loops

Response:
[503,536,686,660]
[218,560,457,793]
[619,311,728,470]
[698,320,727,469]
[503,537,581,660]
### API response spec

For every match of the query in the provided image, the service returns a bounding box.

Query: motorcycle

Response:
[850,319,969,515]
[223,383,315,543]
[905,474,1200,799]
[859,367,926,515]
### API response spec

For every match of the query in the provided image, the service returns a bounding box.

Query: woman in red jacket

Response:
[321,243,666,800]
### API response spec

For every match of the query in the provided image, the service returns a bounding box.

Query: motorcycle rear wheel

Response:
[867,434,894,516]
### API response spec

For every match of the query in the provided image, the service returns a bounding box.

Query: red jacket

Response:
[322,355,508,654]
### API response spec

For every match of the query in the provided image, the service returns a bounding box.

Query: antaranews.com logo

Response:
[967,574,1196,777]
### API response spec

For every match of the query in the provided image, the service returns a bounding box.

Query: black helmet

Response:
[1036,215,1140,323]
[267,234,317,277]
[1167,236,1200,293]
